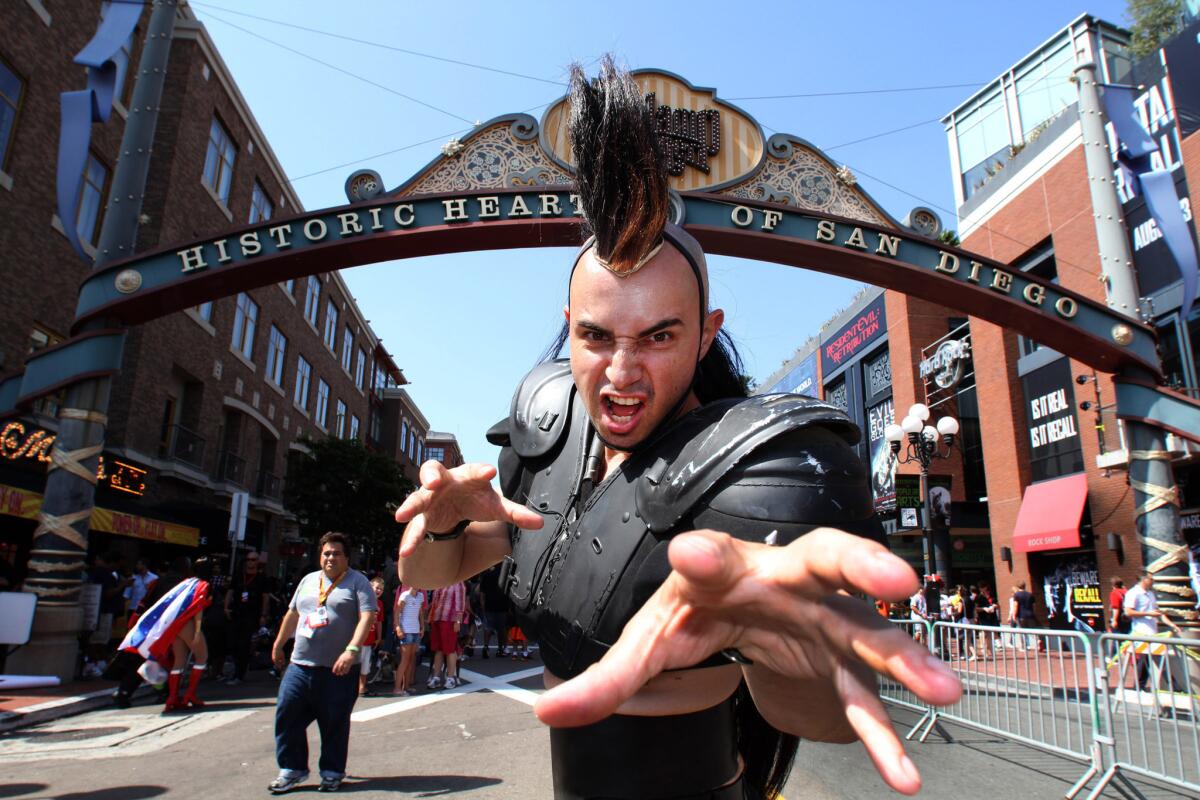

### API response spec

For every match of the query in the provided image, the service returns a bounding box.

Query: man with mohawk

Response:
[397,58,961,799]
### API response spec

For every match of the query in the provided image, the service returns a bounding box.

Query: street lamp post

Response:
[885,403,959,582]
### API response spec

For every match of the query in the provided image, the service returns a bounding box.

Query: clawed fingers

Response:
[836,665,922,795]
[814,595,961,707]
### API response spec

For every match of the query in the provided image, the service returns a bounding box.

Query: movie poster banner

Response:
[820,295,886,376]
[894,473,952,530]
[867,398,895,510]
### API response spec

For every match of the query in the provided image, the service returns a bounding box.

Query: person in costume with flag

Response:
[114,556,212,711]
[396,58,962,799]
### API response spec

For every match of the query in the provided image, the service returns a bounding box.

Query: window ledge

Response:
[266,379,286,399]
[292,402,310,419]
[50,214,96,258]
[228,345,257,373]
[279,283,296,304]
[201,180,234,222]
[24,0,50,26]
[112,100,128,121]
[0,169,12,192]
[184,307,216,335]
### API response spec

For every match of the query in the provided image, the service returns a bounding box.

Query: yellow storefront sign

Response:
[0,482,198,547]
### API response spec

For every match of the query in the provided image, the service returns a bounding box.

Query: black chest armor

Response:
[487,360,882,679]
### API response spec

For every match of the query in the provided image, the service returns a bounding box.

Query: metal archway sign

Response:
[1,73,1193,439]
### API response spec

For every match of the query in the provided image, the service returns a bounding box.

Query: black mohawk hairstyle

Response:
[568,57,670,274]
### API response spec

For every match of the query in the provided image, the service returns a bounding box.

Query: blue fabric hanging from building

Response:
[1101,83,1199,317]
[55,0,142,261]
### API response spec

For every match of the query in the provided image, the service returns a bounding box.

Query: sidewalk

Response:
[0,678,139,733]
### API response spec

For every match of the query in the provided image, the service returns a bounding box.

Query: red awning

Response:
[1012,473,1089,553]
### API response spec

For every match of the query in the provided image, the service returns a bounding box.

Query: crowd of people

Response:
[85,545,533,709]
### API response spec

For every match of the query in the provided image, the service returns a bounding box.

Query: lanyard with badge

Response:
[308,573,343,630]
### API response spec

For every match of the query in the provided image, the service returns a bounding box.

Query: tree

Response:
[1127,0,1183,59]
[283,436,413,569]
[938,229,961,247]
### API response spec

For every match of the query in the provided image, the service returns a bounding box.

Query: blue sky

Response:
[189,0,1132,466]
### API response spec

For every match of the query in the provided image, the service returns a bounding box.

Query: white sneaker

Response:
[426,676,442,690]
[444,677,458,689]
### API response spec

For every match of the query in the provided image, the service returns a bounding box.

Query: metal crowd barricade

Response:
[1087,632,1200,799]
[881,619,935,733]
[893,622,1103,799]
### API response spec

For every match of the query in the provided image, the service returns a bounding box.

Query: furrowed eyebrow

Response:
[575,320,611,336]
[636,318,684,338]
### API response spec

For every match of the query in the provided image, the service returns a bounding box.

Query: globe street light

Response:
[885,404,959,580]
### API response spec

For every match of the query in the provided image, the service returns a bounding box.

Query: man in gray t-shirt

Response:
[269,533,377,794]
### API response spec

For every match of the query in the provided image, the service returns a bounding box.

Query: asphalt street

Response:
[0,653,1194,800]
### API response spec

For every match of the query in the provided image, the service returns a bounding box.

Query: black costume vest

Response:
[486,360,882,680]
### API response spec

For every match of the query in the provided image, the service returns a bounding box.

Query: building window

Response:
[315,379,329,428]
[265,325,287,386]
[196,301,213,322]
[284,279,294,296]
[74,152,109,245]
[334,399,346,437]
[369,406,382,444]
[323,300,338,351]
[231,292,258,360]
[417,440,423,465]
[866,350,892,399]
[355,349,366,389]
[1,55,23,172]
[1016,243,1058,358]
[1013,40,1077,141]
[303,276,320,326]
[408,431,416,460]
[341,326,353,371]
[202,116,237,205]
[249,180,273,223]
[825,379,847,410]
[349,415,360,441]
[294,356,311,408]
[400,421,408,453]
[427,446,445,463]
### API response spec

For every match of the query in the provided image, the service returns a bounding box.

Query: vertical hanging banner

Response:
[56,0,142,261]
[1102,28,1200,315]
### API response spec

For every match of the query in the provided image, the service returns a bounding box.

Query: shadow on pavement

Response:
[341,775,503,794]
[52,786,167,800]
[0,785,48,799]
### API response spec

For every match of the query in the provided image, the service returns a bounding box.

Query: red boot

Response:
[181,665,206,708]
[164,670,183,712]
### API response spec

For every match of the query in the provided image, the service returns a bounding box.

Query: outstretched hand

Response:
[394,460,543,558]
[534,528,962,795]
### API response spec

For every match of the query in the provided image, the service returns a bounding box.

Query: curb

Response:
[0,684,157,734]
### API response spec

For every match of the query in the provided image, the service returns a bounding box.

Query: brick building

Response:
[766,12,1200,631]
[0,2,431,584]
[425,431,464,469]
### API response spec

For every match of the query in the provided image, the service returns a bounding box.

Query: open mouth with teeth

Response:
[602,395,645,435]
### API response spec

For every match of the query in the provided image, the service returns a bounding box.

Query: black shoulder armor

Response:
[505,359,575,459]
[635,393,880,543]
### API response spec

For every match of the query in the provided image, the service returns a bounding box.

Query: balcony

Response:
[256,470,281,500]
[161,424,206,469]
[215,450,247,487]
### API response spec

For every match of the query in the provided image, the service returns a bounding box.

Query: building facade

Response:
[765,13,1200,630]
[0,2,434,593]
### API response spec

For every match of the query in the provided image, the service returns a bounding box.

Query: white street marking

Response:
[351,665,544,722]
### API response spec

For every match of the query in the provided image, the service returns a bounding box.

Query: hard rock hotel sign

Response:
[2,70,1196,446]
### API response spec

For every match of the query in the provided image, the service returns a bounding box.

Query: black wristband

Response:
[721,648,754,665]
[425,519,470,542]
